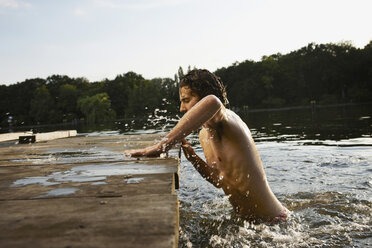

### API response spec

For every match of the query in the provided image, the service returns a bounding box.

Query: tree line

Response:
[0,72,180,127]
[215,41,372,109]
[0,41,371,128]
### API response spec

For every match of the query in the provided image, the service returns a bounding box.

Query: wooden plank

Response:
[0,195,179,248]
[0,132,32,142]
[35,130,77,142]
[0,134,179,248]
[0,130,77,143]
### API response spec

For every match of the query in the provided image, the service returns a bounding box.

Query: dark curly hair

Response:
[179,69,228,106]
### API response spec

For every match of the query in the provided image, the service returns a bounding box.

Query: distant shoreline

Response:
[237,101,372,114]
[1,102,371,134]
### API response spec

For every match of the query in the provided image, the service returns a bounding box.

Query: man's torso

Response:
[198,108,284,219]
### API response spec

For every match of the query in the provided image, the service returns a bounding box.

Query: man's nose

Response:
[180,103,186,113]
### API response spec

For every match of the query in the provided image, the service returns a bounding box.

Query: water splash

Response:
[177,133,372,247]
[121,98,180,134]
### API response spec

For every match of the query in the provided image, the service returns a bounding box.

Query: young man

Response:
[125,69,288,222]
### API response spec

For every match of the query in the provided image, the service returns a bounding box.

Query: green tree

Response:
[29,85,55,123]
[105,72,146,117]
[125,80,161,117]
[178,66,184,79]
[58,84,79,121]
[77,93,116,124]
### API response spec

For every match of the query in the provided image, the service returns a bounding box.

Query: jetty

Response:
[0,132,180,248]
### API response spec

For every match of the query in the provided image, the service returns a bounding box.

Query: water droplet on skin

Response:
[124,153,132,159]
[247,174,250,178]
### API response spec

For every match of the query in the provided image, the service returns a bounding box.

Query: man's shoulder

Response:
[222,109,243,125]
[221,109,250,137]
[225,108,238,117]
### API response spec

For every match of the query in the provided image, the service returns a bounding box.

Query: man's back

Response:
[199,108,285,220]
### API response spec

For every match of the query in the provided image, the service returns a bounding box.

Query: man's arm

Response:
[181,138,222,188]
[125,95,223,157]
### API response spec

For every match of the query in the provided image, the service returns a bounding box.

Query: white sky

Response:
[0,0,371,85]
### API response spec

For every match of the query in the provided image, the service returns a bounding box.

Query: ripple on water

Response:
[179,191,372,247]
[178,137,372,247]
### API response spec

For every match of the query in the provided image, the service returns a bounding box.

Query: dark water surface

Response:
[177,104,371,247]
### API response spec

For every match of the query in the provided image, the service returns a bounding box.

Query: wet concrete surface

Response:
[0,133,179,248]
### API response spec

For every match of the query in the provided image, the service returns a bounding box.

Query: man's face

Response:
[179,86,200,113]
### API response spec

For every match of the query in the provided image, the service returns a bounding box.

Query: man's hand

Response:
[124,143,164,157]
[181,138,197,162]
[181,138,220,187]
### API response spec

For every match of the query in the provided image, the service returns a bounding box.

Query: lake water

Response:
[175,104,372,247]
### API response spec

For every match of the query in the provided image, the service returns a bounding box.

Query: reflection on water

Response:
[177,104,372,247]
[10,148,121,164]
[12,162,173,186]
[244,103,372,141]
[37,187,79,198]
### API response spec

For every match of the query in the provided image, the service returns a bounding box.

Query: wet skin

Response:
[126,86,286,221]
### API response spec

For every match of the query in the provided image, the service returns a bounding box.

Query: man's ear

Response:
[190,91,201,100]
